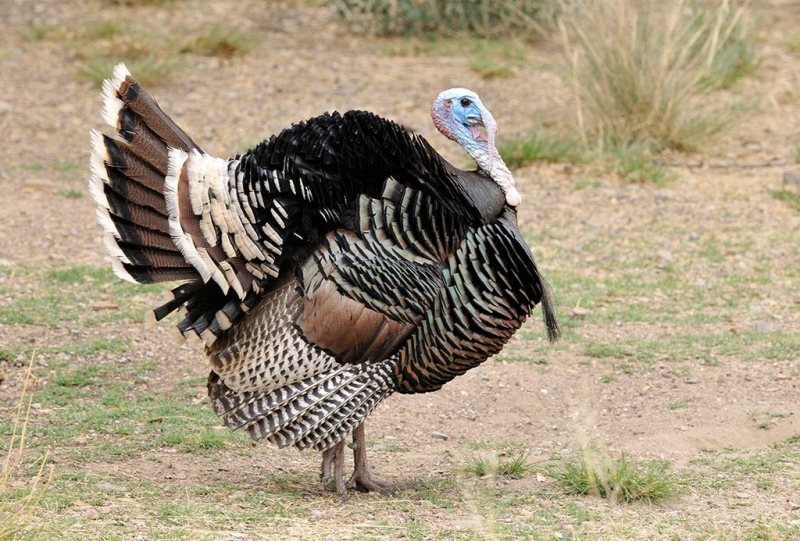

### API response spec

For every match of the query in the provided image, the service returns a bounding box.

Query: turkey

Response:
[89,63,559,498]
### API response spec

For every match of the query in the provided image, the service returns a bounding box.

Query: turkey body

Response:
[90,64,558,497]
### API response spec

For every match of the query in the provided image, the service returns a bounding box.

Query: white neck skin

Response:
[431,93,521,207]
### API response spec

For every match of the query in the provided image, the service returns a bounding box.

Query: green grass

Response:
[463,451,531,480]
[0,264,167,329]
[70,15,258,87]
[78,55,180,88]
[549,447,678,503]
[771,188,800,211]
[498,131,586,168]
[606,143,674,184]
[57,188,83,199]
[667,397,693,410]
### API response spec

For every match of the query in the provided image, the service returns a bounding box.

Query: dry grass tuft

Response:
[0,356,52,539]
[559,0,756,152]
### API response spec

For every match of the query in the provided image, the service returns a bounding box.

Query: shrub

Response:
[559,0,757,151]
[331,0,559,40]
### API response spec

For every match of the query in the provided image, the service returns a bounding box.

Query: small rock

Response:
[783,171,800,186]
[571,306,589,319]
[656,249,674,263]
[90,301,118,311]
[753,320,777,334]
[430,431,448,441]
[685,377,699,384]
[83,508,100,520]
[96,482,126,492]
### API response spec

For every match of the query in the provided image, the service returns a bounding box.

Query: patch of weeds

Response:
[469,57,513,80]
[78,55,180,88]
[82,20,130,40]
[57,188,83,199]
[606,143,673,184]
[584,342,633,360]
[182,27,257,58]
[463,451,531,480]
[413,478,460,509]
[384,444,409,453]
[667,397,692,410]
[22,25,64,42]
[1,264,167,329]
[549,446,678,503]
[599,374,617,383]
[177,429,228,453]
[771,188,800,211]
[498,132,586,168]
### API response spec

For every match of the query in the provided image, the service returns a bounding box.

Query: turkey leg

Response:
[346,422,405,493]
[320,439,349,500]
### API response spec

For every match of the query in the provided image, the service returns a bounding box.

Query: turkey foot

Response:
[346,422,418,494]
[320,440,349,500]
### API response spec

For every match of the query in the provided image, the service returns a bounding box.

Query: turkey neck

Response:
[444,163,507,223]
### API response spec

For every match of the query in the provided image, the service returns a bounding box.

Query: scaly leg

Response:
[320,439,348,500]
[346,422,408,493]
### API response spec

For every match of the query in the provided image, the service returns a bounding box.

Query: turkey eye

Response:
[460,98,472,107]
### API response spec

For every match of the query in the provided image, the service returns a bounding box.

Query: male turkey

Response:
[90,63,559,498]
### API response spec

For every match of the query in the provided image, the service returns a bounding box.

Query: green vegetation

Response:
[498,131,586,168]
[463,451,531,479]
[606,143,673,184]
[331,0,559,39]
[560,0,756,151]
[71,16,259,86]
[0,264,165,330]
[772,188,800,211]
[549,446,678,503]
[57,188,83,199]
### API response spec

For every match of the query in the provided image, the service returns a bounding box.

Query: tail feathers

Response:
[103,63,197,153]
[90,63,205,287]
[208,361,397,451]
[91,63,265,343]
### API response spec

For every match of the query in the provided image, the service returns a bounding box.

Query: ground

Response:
[0,0,798,539]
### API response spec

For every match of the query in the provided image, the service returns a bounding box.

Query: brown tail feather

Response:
[90,63,203,286]
[90,63,260,345]
[107,67,198,152]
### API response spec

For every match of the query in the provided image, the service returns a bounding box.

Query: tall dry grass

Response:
[559,0,755,152]
[1,356,51,539]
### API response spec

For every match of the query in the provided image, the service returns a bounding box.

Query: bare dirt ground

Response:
[0,0,799,539]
